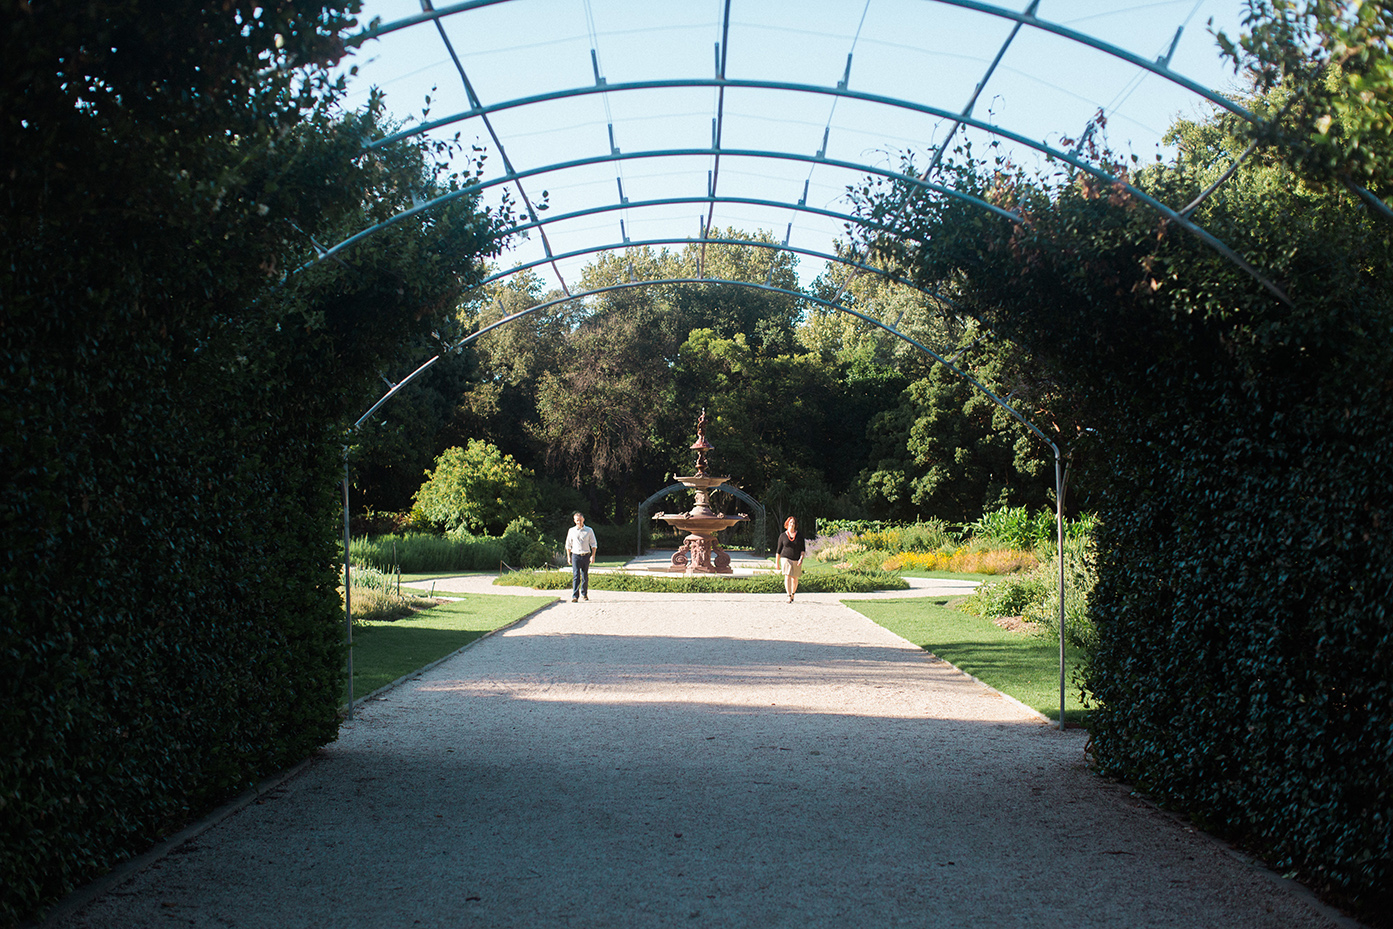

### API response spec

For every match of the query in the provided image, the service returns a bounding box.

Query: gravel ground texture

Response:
[43,576,1361,929]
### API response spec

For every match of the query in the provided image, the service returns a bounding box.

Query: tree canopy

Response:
[1218,0,1393,207]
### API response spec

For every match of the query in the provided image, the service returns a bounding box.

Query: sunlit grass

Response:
[845,596,1088,726]
[346,593,554,703]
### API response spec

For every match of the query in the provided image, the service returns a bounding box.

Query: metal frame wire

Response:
[336,74,1291,303]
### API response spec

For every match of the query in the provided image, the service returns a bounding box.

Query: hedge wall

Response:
[866,113,1392,918]
[0,4,499,923]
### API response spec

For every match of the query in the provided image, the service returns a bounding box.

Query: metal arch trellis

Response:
[636,483,767,558]
[414,0,573,298]
[352,0,1393,226]
[352,0,1261,130]
[334,0,1345,302]
[329,79,1292,304]
[822,0,1038,313]
[295,141,1024,278]
[342,275,1074,728]
[498,195,915,253]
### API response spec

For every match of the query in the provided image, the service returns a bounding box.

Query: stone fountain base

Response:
[668,534,734,574]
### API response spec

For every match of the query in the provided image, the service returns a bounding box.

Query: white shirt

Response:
[565,525,598,555]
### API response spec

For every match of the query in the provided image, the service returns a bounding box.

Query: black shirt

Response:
[775,531,806,561]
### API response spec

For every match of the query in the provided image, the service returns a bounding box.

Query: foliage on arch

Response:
[852,93,1393,918]
[1217,0,1393,205]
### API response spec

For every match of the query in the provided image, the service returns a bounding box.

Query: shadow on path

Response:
[45,596,1355,929]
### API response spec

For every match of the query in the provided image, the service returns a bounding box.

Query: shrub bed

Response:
[494,569,908,594]
[350,523,554,574]
[882,548,1038,575]
[959,536,1098,652]
[342,566,439,623]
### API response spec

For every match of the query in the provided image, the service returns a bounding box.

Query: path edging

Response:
[28,758,314,928]
[346,598,559,709]
[31,599,559,928]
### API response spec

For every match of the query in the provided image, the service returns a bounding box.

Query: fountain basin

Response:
[671,475,732,490]
[654,515,747,535]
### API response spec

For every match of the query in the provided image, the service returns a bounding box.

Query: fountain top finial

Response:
[690,408,714,451]
[689,409,713,477]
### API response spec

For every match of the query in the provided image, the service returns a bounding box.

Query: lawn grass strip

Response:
[843,596,1088,724]
[346,595,555,707]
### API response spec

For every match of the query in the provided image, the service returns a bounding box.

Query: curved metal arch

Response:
[353,0,1255,125]
[501,193,909,246]
[297,142,1020,277]
[473,235,958,312]
[636,483,767,557]
[335,77,1289,303]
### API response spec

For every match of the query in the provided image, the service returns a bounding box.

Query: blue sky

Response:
[339,1,1252,291]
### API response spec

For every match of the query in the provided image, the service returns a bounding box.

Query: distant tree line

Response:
[348,233,1073,538]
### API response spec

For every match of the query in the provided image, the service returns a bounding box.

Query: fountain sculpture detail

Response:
[652,411,749,574]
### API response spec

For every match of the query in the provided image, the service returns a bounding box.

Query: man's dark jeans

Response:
[571,552,591,599]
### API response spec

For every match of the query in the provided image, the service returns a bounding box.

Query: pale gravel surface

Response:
[48,575,1356,929]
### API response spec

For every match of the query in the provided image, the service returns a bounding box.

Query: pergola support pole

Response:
[1056,448,1066,730]
[342,450,354,720]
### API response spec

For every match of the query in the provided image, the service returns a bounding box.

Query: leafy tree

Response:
[518,233,805,521]
[673,329,842,504]
[415,440,539,535]
[1218,0,1393,207]
[802,259,958,375]
[456,272,578,466]
[803,264,1069,522]
[348,336,485,512]
[859,330,1055,523]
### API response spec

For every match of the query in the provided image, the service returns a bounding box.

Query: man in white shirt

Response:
[565,511,599,602]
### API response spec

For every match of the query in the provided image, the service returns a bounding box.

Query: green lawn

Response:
[893,569,1001,582]
[844,596,1088,726]
[399,571,487,593]
[346,592,555,704]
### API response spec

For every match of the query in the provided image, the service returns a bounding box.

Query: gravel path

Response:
[47,583,1356,929]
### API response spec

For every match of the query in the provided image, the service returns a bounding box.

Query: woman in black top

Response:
[775,516,806,602]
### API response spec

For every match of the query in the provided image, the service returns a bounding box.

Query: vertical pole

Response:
[1056,450,1066,730]
[343,453,354,720]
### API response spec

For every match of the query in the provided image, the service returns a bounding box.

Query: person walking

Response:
[774,515,806,603]
[565,511,599,602]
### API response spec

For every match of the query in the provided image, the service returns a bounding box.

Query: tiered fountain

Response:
[652,411,749,574]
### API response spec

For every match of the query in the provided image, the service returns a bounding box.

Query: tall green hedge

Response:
[0,4,500,923]
[862,107,1392,918]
